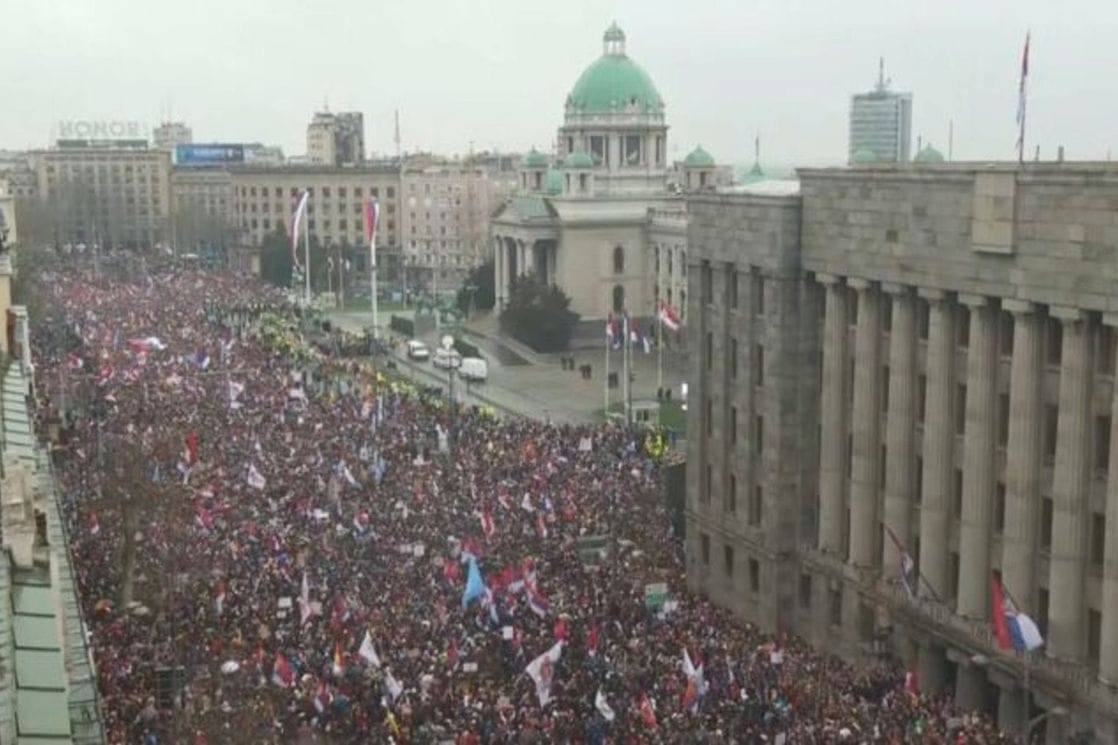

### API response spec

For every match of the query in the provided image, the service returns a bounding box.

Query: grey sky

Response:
[3,0,1115,165]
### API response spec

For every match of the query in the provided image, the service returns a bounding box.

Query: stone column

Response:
[918,288,954,599]
[517,240,528,277]
[848,279,881,568]
[494,237,506,307]
[958,294,998,618]
[817,274,849,555]
[1048,307,1093,661]
[1102,314,1118,685]
[883,284,916,580]
[997,683,1025,734]
[1002,300,1042,608]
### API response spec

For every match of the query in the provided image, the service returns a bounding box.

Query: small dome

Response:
[914,144,945,163]
[851,148,878,164]
[684,145,715,168]
[523,149,549,168]
[566,24,663,115]
[564,151,595,169]
[545,168,563,195]
[603,22,625,43]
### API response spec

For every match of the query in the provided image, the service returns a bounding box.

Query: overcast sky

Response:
[3,0,1115,165]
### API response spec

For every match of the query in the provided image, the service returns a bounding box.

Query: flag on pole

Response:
[595,688,616,721]
[1016,31,1031,158]
[364,199,380,266]
[462,555,488,609]
[525,641,564,707]
[272,652,295,687]
[291,190,310,267]
[480,509,495,539]
[214,579,227,617]
[884,525,918,599]
[658,300,682,331]
[639,692,658,729]
[246,464,266,491]
[332,641,346,677]
[991,573,1044,651]
[313,680,333,713]
[358,629,381,667]
[89,510,101,537]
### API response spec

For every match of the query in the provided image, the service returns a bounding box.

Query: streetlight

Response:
[441,334,462,453]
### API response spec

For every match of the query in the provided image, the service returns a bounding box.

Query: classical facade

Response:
[686,162,1118,743]
[491,24,716,332]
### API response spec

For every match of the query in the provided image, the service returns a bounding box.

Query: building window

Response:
[729,268,740,309]
[750,485,762,526]
[885,228,899,243]
[799,574,812,609]
[994,482,1006,534]
[1089,608,1102,671]
[723,545,734,578]
[1046,317,1063,366]
[730,338,738,378]
[1096,416,1111,473]
[755,416,764,455]
[1092,512,1106,568]
[949,551,960,600]
[956,306,971,348]
[730,407,738,445]
[1037,588,1050,637]
[917,375,927,423]
[830,589,843,626]
[1099,324,1116,375]
[705,333,713,370]
[1000,310,1015,357]
[700,533,710,565]
[914,456,923,504]
[706,399,713,437]
[917,299,930,340]
[727,474,737,514]
[613,246,624,274]
[748,559,760,594]
[755,345,764,386]
[1040,498,1054,550]
[955,384,967,435]
[752,267,764,316]
[1044,404,1059,461]
[998,393,1010,447]
[701,261,712,303]
[953,468,963,520]
[703,464,712,504]
[613,284,625,313]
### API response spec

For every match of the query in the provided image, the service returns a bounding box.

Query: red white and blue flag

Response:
[658,300,681,331]
[291,190,310,268]
[992,573,1044,652]
[885,525,918,599]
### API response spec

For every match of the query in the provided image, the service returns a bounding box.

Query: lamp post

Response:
[441,334,461,454]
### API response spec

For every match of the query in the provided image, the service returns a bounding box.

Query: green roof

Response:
[914,144,945,163]
[545,168,563,195]
[567,26,663,114]
[564,151,594,169]
[742,161,766,183]
[508,195,556,220]
[684,145,715,167]
[523,149,549,168]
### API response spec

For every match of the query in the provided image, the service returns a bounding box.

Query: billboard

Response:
[175,144,245,167]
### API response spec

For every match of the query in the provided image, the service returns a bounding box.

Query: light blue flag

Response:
[462,556,487,610]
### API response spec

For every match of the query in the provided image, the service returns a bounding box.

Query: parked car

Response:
[406,340,430,360]
[432,347,462,369]
[459,357,488,382]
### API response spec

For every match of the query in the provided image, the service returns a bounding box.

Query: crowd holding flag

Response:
[525,640,565,707]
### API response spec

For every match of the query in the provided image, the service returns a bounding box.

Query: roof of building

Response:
[567,26,663,114]
[523,149,549,168]
[683,146,715,168]
[545,168,564,195]
[507,194,558,220]
[914,144,945,163]
[563,151,595,169]
[719,179,801,197]
[742,161,766,183]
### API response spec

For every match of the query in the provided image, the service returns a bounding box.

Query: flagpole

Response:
[657,301,664,393]
[604,313,610,418]
[623,313,631,425]
[370,203,379,340]
[303,202,311,306]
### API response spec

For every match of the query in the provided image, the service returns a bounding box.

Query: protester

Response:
[32,258,1015,743]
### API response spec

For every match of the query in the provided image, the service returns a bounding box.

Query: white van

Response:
[406,340,430,360]
[459,357,488,382]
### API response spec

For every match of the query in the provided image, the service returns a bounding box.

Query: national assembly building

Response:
[685,161,1118,743]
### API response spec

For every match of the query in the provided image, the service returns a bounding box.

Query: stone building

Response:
[686,162,1118,743]
[491,24,712,332]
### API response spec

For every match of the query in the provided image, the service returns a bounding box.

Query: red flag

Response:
[991,573,1013,650]
[639,692,658,729]
[553,616,568,642]
[272,652,295,687]
[480,509,495,539]
[185,429,200,466]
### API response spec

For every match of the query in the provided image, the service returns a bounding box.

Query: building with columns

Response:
[686,162,1118,743]
[491,23,715,334]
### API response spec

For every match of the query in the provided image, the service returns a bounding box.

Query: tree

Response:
[259,226,294,288]
[498,273,579,352]
[456,258,496,315]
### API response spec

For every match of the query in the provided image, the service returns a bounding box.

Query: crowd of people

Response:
[30,259,1017,743]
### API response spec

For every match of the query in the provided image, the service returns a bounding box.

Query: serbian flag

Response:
[658,300,681,331]
[885,525,918,599]
[89,510,101,537]
[290,190,310,267]
[528,587,551,619]
[480,509,495,539]
[681,649,705,714]
[214,579,227,617]
[313,680,333,714]
[272,652,295,687]
[332,641,346,677]
[525,641,564,707]
[639,692,658,729]
[991,573,1044,652]
[364,198,380,268]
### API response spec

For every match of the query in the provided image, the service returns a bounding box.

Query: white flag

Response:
[595,688,616,722]
[358,630,381,667]
[525,641,564,707]
[247,464,266,490]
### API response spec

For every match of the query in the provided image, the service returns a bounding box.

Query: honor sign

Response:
[57,120,149,142]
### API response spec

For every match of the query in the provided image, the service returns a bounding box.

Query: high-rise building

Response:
[306,111,365,167]
[848,60,912,163]
[686,161,1118,744]
[31,142,171,248]
[153,121,193,151]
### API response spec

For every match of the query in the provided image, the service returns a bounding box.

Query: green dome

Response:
[545,168,563,195]
[683,145,715,167]
[851,148,878,164]
[523,149,549,168]
[564,151,595,169]
[566,25,663,114]
[914,144,945,163]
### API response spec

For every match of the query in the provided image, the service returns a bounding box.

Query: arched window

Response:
[613,245,625,274]
[612,284,625,313]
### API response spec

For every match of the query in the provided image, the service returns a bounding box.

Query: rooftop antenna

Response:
[877,57,886,91]
[948,119,954,161]
[754,132,761,165]
[394,109,401,161]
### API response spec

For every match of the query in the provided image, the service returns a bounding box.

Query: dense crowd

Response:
[30,261,1016,743]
